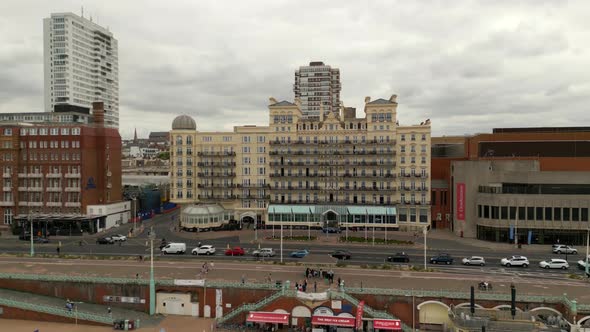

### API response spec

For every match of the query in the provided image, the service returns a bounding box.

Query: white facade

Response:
[44,12,119,128]
[294,62,341,119]
[87,201,130,231]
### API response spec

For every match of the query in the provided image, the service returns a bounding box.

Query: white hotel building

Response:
[43,12,119,128]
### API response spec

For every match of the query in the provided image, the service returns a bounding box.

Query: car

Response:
[225,247,245,256]
[430,253,454,265]
[539,258,569,270]
[192,245,216,255]
[290,249,310,258]
[553,245,577,255]
[162,242,186,254]
[331,250,351,260]
[387,252,410,263]
[96,237,115,244]
[322,227,342,233]
[577,255,590,270]
[252,248,276,257]
[462,256,486,266]
[33,236,50,243]
[111,234,127,242]
[501,255,529,267]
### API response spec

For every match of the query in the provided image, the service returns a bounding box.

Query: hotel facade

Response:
[170,95,431,231]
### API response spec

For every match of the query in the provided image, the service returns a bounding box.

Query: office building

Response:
[294,62,341,119]
[0,102,127,234]
[170,94,432,231]
[43,12,119,128]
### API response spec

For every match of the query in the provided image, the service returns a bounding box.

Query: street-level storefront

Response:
[371,318,402,331]
[311,315,355,332]
[246,311,290,330]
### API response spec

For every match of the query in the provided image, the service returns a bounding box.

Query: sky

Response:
[1,0,589,139]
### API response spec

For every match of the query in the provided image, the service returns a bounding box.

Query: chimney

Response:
[364,96,371,104]
[93,102,105,127]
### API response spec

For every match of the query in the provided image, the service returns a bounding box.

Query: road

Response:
[2,210,588,281]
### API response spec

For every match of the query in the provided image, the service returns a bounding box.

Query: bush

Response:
[335,261,348,268]
[268,236,317,241]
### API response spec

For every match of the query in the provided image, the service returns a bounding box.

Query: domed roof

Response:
[172,115,196,130]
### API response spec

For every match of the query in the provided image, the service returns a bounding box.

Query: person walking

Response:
[314,281,317,293]
[241,274,245,284]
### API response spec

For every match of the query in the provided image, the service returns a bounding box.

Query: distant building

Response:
[149,132,170,146]
[43,12,119,128]
[294,61,341,119]
[0,102,127,234]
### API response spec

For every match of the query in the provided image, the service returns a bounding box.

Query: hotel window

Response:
[422,134,426,141]
[61,128,69,135]
[72,128,80,135]
[411,134,416,141]
[3,129,12,136]
[20,128,27,136]
[410,157,415,164]
[400,134,405,141]
[50,128,59,135]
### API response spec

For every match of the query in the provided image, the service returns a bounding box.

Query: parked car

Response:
[33,236,50,243]
[192,245,216,255]
[322,227,342,234]
[387,252,410,263]
[111,234,127,242]
[252,248,276,257]
[161,243,186,254]
[462,256,486,266]
[501,255,529,267]
[430,253,454,265]
[290,249,310,258]
[331,250,351,260]
[225,247,245,256]
[96,237,115,244]
[539,258,569,270]
[553,245,577,254]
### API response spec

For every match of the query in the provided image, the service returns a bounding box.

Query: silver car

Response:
[462,256,486,266]
[252,248,276,257]
[553,245,577,254]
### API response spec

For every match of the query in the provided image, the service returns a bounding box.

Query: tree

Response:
[157,151,170,160]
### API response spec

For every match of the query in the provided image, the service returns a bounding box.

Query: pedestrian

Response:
[302,283,307,292]
[314,281,317,293]
[338,277,341,286]
[136,273,139,280]
[241,274,245,284]
[295,282,299,290]
[56,246,60,255]
[267,273,272,283]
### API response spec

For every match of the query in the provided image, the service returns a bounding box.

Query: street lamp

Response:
[148,226,156,315]
[133,197,137,233]
[423,226,428,270]
[585,226,589,278]
[29,214,34,257]
[72,301,83,325]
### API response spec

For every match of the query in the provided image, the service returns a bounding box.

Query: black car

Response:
[387,252,410,263]
[430,253,454,265]
[322,227,342,234]
[96,237,115,244]
[331,250,351,260]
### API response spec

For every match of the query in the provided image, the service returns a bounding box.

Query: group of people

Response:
[295,279,317,293]
[65,299,75,312]
[478,281,493,291]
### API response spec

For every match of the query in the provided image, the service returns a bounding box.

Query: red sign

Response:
[373,319,402,330]
[356,301,365,329]
[246,312,290,324]
[456,183,466,221]
[312,315,356,327]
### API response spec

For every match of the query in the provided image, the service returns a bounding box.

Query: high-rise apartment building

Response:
[294,62,341,119]
[43,12,119,128]
[169,94,432,231]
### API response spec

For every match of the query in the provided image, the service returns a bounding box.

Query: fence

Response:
[0,297,112,324]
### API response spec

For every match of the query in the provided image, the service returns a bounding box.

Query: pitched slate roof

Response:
[270,101,296,107]
[367,98,393,105]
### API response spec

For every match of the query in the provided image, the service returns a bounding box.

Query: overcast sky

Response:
[1,1,588,139]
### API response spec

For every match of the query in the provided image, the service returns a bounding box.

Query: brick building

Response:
[430,127,590,243]
[0,102,127,234]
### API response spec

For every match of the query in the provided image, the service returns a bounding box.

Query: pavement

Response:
[1,317,217,332]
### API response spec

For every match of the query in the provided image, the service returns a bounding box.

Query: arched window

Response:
[176,135,183,145]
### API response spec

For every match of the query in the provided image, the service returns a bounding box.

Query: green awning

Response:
[367,206,387,215]
[386,207,396,215]
[268,205,293,214]
[291,206,313,214]
[347,206,367,215]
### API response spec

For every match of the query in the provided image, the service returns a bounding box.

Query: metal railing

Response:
[0,297,112,324]
[217,291,284,324]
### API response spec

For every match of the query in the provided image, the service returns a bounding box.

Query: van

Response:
[161,242,186,254]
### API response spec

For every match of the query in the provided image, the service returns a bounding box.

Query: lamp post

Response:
[423,226,428,270]
[585,226,589,278]
[73,301,83,325]
[280,220,284,263]
[148,226,156,315]
[29,214,34,257]
[133,197,137,233]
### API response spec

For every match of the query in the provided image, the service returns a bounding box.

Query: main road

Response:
[1,210,587,281]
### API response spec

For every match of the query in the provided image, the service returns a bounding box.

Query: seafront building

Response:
[170,95,432,231]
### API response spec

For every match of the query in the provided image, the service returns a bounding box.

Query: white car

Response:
[111,234,127,242]
[539,258,569,270]
[252,248,276,257]
[501,256,529,267]
[577,255,590,270]
[553,245,577,254]
[462,256,486,266]
[192,245,216,255]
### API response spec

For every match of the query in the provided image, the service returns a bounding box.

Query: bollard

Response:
[136,319,140,329]
[124,319,129,331]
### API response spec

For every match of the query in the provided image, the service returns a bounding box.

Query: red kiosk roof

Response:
[312,315,356,327]
[247,312,290,324]
[373,319,402,330]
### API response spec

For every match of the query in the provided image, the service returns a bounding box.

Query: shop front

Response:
[372,318,402,331]
[247,311,290,330]
[311,315,355,332]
